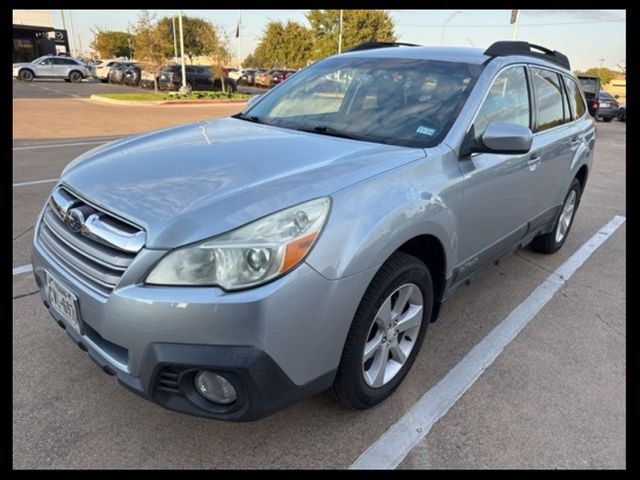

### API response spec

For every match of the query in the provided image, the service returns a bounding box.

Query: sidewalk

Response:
[13,98,245,140]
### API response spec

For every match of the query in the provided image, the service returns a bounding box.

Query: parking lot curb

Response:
[89,95,248,107]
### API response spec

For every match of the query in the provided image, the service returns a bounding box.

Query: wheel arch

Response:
[575,164,589,196]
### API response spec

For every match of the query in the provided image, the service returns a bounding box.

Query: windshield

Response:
[242,56,483,148]
[31,56,51,64]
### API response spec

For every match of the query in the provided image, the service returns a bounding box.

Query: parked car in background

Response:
[13,55,90,83]
[123,64,142,87]
[108,62,136,84]
[139,70,158,89]
[271,69,298,86]
[256,69,287,88]
[238,69,257,86]
[158,65,237,93]
[94,59,121,82]
[595,91,619,122]
[577,75,601,117]
[31,41,594,421]
[225,68,242,81]
[254,69,273,87]
[617,104,626,122]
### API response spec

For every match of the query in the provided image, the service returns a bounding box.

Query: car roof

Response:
[340,45,573,74]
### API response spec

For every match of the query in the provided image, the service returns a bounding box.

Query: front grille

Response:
[37,187,145,296]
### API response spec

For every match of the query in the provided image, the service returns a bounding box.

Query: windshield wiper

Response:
[233,112,268,124]
[293,125,363,141]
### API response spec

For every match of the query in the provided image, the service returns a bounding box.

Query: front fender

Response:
[306,148,463,281]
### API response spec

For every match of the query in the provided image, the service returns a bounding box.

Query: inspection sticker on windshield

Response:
[416,126,436,136]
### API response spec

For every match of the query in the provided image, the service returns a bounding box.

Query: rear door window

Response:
[531,67,565,132]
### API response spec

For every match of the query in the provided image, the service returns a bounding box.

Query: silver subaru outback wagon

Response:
[31,41,595,421]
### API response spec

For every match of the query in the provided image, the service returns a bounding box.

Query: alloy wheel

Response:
[362,283,424,388]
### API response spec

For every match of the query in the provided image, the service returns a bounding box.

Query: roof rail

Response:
[484,41,570,70]
[345,41,421,53]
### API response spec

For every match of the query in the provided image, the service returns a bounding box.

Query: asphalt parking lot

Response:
[13,116,625,468]
[13,78,266,99]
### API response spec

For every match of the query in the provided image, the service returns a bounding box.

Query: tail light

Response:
[592,100,600,110]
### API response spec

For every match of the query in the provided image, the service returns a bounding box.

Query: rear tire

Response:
[530,178,581,254]
[331,252,433,410]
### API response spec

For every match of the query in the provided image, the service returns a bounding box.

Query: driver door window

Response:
[473,66,531,139]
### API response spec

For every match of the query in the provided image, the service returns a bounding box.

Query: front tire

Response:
[19,69,34,82]
[331,252,433,410]
[530,178,581,254]
[69,71,82,83]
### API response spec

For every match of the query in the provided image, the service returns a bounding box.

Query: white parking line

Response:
[13,264,33,276]
[37,85,80,98]
[13,179,58,187]
[13,140,109,151]
[350,215,626,470]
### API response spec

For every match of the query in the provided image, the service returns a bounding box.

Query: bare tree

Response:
[132,10,170,94]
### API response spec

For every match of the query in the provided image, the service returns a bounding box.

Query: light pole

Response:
[338,9,344,54]
[67,10,77,57]
[599,58,606,68]
[172,16,178,61]
[126,22,133,60]
[60,10,68,55]
[511,10,521,40]
[178,10,188,94]
[440,11,461,46]
[466,38,474,47]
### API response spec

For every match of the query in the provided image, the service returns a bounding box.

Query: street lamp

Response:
[440,11,462,46]
[178,10,188,94]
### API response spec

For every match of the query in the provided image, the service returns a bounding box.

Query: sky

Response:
[52,9,626,71]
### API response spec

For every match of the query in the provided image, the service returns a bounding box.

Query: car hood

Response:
[61,117,425,249]
[13,63,34,68]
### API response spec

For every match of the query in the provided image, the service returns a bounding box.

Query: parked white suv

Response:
[13,55,90,83]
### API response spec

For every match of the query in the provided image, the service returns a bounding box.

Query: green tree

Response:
[306,9,396,59]
[132,11,171,94]
[253,20,313,69]
[581,67,621,86]
[156,15,226,64]
[90,29,133,59]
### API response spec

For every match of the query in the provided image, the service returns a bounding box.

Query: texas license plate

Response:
[45,271,80,335]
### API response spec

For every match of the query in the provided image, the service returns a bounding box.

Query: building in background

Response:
[603,78,626,105]
[13,9,69,62]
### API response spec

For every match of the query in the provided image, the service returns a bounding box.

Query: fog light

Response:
[194,371,237,404]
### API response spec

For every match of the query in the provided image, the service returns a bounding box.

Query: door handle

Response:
[527,157,542,171]
[570,136,582,147]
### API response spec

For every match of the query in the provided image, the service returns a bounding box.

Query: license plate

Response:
[45,272,80,335]
[600,102,610,107]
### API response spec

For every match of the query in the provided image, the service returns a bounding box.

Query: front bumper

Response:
[31,223,376,420]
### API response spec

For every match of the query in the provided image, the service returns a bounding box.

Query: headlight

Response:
[145,197,331,290]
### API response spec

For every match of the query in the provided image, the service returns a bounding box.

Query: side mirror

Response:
[477,121,533,154]
[247,94,262,109]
